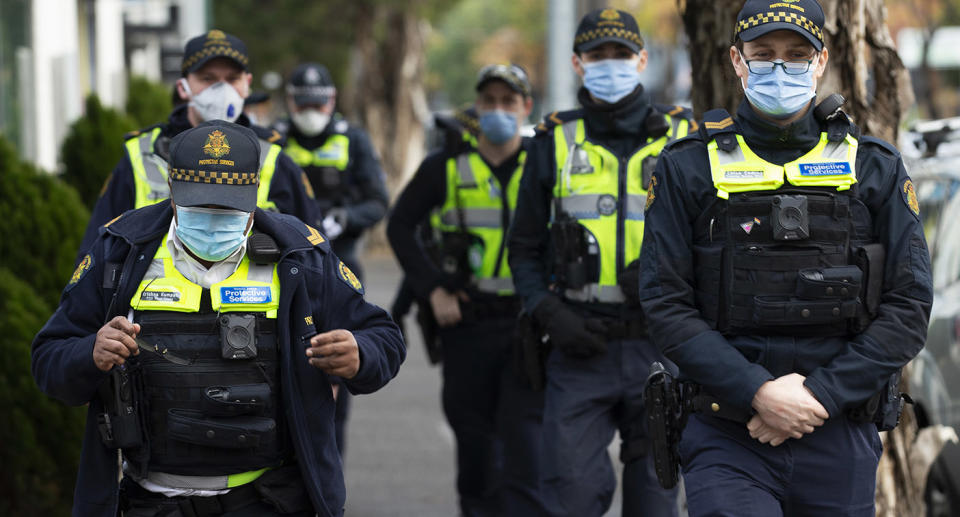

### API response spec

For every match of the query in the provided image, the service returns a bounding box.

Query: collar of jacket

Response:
[577,84,652,140]
[736,98,822,152]
[103,203,325,258]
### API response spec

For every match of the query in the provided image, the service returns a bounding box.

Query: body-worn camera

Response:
[772,195,810,241]
[220,313,258,360]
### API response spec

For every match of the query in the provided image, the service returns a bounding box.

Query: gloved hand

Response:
[532,295,608,359]
[322,214,344,240]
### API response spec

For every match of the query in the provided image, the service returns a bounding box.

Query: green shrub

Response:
[0,136,88,515]
[60,95,136,209]
[126,75,173,128]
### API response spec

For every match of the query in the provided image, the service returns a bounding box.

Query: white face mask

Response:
[290,109,330,137]
[180,78,245,123]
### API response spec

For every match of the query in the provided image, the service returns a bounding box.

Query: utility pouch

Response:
[753,296,860,325]
[796,266,862,300]
[849,370,910,431]
[167,409,276,449]
[202,384,271,417]
[440,232,473,283]
[550,217,587,289]
[854,244,885,317]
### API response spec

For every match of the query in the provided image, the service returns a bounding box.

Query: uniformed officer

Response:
[508,8,695,517]
[276,62,389,281]
[274,62,389,458]
[32,121,405,517]
[387,64,545,516]
[638,1,933,515]
[77,30,319,262]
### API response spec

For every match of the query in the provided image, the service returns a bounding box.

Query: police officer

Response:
[78,30,319,262]
[277,62,389,281]
[276,62,389,457]
[32,121,405,517]
[508,8,695,517]
[387,64,544,516]
[638,1,933,515]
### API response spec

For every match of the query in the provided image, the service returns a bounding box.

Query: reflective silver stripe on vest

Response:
[564,284,626,303]
[139,134,170,201]
[558,193,647,220]
[714,143,747,165]
[439,208,501,228]
[247,263,273,283]
[455,154,477,188]
[475,277,515,294]
[669,116,683,140]
[821,139,850,160]
[562,120,578,148]
[140,471,231,491]
[257,140,272,170]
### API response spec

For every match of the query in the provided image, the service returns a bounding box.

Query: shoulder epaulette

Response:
[298,221,330,251]
[858,135,900,157]
[123,122,164,141]
[699,108,739,152]
[250,124,285,145]
[663,132,707,152]
[534,109,583,136]
[653,103,695,121]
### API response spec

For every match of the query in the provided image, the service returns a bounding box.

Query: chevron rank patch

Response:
[338,261,364,295]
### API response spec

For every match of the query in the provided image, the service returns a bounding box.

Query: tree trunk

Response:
[676,1,927,514]
[677,0,913,142]
[341,1,430,249]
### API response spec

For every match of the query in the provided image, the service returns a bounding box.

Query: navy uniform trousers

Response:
[540,337,679,517]
[681,413,881,517]
[439,316,546,517]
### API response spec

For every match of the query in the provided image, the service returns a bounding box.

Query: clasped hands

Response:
[748,373,829,446]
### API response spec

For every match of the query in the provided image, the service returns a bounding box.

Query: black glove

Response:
[532,295,608,359]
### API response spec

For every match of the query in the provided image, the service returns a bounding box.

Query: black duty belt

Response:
[460,297,521,322]
[120,477,261,517]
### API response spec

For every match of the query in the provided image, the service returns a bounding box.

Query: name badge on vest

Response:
[725,170,764,179]
[220,286,272,304]
[141,289,182,302]
[798,162,852,176]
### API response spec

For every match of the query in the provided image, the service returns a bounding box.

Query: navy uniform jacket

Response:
[508,86,695,314]
[32,202,405,517]
[638,100,933,417]
[78,106,320,262]
[276,116,389,258]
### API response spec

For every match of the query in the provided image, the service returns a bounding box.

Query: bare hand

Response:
[747,415,792,446]
[429,287,469,327]
[306,329,360,379]
[93,316,140,371]
[751,373,829,440]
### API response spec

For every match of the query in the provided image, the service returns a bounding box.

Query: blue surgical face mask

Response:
[581,58,642,104]
[478,110,519,144]
[741,53,818,119]
[174,205,251,262]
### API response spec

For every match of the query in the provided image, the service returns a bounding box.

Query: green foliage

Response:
[126,75,173,128]
[60,95,136,209]
[0,136,88,516]
[426,0,546,108]
[0,136,89,308]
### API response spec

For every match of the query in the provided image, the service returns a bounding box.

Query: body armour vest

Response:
[695,118,879,336]
[125,239,289,478]
[126,128,281,211]
[284,131,351,205]
[552,111,690,303]
[430,150,526,296]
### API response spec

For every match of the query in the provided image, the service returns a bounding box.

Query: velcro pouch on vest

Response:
[854,244,885,317]
[752,296,860,325]
[795,266,862,300]
[202,384,270,417]
[167,408,275,449]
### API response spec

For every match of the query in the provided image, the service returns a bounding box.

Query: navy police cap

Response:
[574,8,644,54]
[181,29,250,75]
[735,0,825,51]
[168,121,261,213]
[287,63,336,106]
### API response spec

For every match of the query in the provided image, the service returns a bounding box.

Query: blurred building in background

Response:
[0,0,207,171]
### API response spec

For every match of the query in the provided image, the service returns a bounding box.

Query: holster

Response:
[415,299,443,365]
[643,362,685,489]
[97,363,147,450]
[515,311,551,391]
[848,370,910,431]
